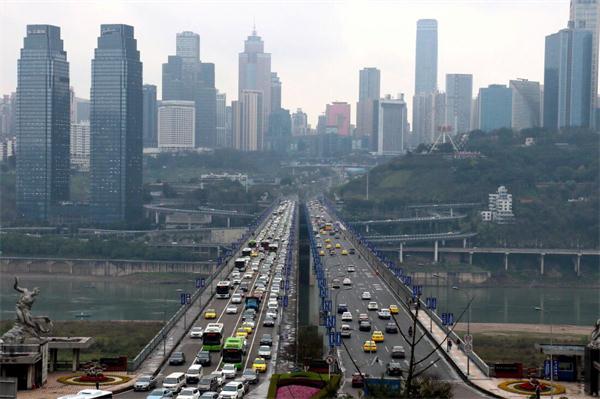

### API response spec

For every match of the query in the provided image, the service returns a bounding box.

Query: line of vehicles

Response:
[130,201,296,399]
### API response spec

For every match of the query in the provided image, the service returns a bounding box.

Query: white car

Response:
[347,265,355,273]
[218,381,245,399]
[231,293,243,304]
[232,278,242,285]
[189,326,204,338]
[378,308,391,319]
[341,311,353,322]
[361,292,371,300]
[266,310,277,319]
[226,305,238,314]
[267,302,278,310]
[243,272,253,279]
[222,364,237,379]
[367,301,379,311]
[257,345,272,359]
[343,278,352,286]
[177,387,200,399]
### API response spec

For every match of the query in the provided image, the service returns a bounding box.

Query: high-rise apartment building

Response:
[143,84,158,148]
[225,105,233,148]
[373,94,408,155]
[0,93,16,138]
[158,100,195,151]
[16,25,70,221]
[415,19,438,94]
[239,29,271,137]
[356,67,381,138]
[70,121,90,171]
[412,91,445,144]
[570,0,599,125]
[478,84,512,131]
[216,92,227,147]
[445,74,473,134]
[90,24,143,224]
[233,90,263,151]
[326,102,351,136]
[163,32,216,148]
[271,72,282,112]
[292,109,309,136]
[510,79,541,130]
[543,28,593,129]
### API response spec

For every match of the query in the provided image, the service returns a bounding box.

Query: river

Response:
[0,275,597,326]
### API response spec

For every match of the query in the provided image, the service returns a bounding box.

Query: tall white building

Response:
[292,108,308,136]
[216,92,227,147]
[510,79,541,130]
[445,74,473,134]
[158,101,195,151]
[70,121,90,171]
[374,94,408,155]
[233,90,263,151]
[483,186,515,224]
[412,91,445,145]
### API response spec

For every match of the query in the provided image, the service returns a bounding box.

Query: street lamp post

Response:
[452,286,472,377]
[534,306,554,399]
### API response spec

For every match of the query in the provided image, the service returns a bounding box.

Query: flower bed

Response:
[57,374,131,386]
[276,385,321,399]
[498,379,566,396]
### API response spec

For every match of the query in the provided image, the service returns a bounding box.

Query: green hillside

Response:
[335,129,599,248]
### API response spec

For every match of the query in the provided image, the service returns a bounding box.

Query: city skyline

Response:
[0,1,571,124]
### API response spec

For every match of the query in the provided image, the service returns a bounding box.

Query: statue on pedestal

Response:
[0,277,53,344]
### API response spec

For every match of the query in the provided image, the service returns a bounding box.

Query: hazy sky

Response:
[1,0,568,125]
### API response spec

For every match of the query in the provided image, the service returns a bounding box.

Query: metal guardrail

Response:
[322,197,491,378]
[127,200,279,371]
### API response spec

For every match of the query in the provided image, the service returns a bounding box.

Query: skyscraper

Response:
[163,32,216,148]
[543,28,593,129]
[216,92,227,147]
[239,28,271,136]
[271,72,282,112]
[373,94,408,155]
[16,25,70,221]
[143,84,158,148]
[356,67,381,138]
[90,24,143,224]
[445,74,473,134]
[158,101,195,151]
[325,102,351,136]
[570,0,599,125]
[412,91,445,144]
[510,79,541,130]
[176,31,200,61]
[414,19,438,94]
[70,121,90,171]
[292,109,308,136]
[478,84,513,131]
[233,90,263,151]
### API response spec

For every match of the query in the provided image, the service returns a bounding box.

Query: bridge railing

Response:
[127,199,280,372]
[321,197,490,378]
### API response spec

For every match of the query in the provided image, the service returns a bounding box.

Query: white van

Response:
[57,390,113,399]
[162,372,186,393]
[185,364,203,384]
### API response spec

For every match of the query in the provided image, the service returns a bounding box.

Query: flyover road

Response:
[308,204,491,399]
[118,201,296,398]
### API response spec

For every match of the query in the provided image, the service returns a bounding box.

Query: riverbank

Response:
[453,322,590,368]
[0,320,162,362]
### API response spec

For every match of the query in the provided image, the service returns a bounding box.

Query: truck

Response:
[244,296,261,312]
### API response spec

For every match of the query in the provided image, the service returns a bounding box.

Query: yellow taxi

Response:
[326,244,332,249]
[250,251,259,257]
[341,249,348,255]
[319,250,325,256]
[324,238,331,243]
[204,309,217,319]
[371,330,385,342]
[235,328,249,338]
[252,357,268,373]
[335,243,341,249]
[239,324,253,334]
[389,305,399,314]
[363,340,377,352]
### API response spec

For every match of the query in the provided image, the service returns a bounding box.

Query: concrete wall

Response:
[0,257,214,277]
[210,228,246,243]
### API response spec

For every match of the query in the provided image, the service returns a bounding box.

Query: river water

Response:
[0,275,597,326]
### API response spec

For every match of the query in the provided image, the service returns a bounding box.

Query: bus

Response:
[203,323,224,351]
[222,336,246,369]
[216,281,232,299]
[234,257,248,271]
[58,390,113,399]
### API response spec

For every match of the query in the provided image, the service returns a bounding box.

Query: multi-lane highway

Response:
[307,201,489,398]
[119,200,296,399]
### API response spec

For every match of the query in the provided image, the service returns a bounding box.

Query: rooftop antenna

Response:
[252,18,257,35]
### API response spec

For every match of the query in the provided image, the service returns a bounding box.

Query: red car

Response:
[352,372,367,388]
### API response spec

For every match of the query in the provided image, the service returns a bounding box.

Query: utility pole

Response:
[366,171,369,201]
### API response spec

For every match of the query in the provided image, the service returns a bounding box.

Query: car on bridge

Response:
[204,309,217,319]
[359,320,372,331]
[341,249,348,255]
[371,330,384,342]
[260,333,273,346]
[361,291,371,300]
[347,265,355,272]
[341,311,353,322]
[342,278,352,286]
[231,293,243,304]
[386,361,403,377]
[146,388,174,399]
[221,363,237,379]
[385,322,398,334]
[391,345,406,359]
[195,350,211,366]
[258,345,272,359]
[351,372,367,388]
[367,301,379,310]
[241,368,259,384]
[363,340,377,352]
[200,393,218,399]
[168,352,186,365]
[133,375,157,391]
[341,324,352,338]
[226,305,238,314]
[197,376,219,393]
[252,357,268,373]
[378,308,391,319]
[337,304,349,314]
[177,388,200,399]
[189,326,204,339]
[389,304,399,314]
